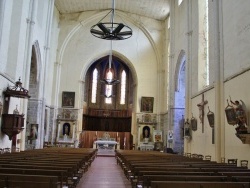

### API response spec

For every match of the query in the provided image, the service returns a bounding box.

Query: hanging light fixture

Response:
[100,40,120,86]
[90,0,132,40]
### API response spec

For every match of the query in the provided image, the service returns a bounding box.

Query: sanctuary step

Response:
[97,148,116,157]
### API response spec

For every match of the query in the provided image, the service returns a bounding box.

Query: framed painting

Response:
[141,97,154,113]
[154,130,162,142]
[62,92,75,108]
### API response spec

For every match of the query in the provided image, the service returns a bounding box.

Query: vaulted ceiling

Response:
[54,0,170,21]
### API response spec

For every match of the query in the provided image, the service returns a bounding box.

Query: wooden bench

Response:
[150,181,250,188]
[115,150,250,188]
[0,168,68,187]
[0,173,59,188]
[0,148,97,188]
[142,175,228,188]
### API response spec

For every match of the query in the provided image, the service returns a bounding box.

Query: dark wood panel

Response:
[82,115,131,132]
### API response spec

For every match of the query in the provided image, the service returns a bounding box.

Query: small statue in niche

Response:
[13,105,19,114]
[230,98,248,134]
[184,118,191,139]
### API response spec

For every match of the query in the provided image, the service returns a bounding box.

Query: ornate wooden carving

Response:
[236,134,250,144]
[1,114,24,140]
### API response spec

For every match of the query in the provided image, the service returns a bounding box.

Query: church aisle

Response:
[76,156,131,188]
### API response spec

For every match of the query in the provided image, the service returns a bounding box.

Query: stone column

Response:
[208,0,225,162]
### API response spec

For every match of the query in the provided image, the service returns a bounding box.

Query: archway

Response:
[80,54,136,150]
[25,42,42,150]
[172,50,186,154]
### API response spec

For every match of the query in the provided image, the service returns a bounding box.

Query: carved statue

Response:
[197,94,208,125]
[230,97,248,133]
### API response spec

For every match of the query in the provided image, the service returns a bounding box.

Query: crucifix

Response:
[197,93,208,133]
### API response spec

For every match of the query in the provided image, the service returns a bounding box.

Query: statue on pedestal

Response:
[230,98,248,134]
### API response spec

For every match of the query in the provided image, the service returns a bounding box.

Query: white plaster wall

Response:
[0,0,59,149]
[223,0,250,79]
[0,0,12,73]
[190,1,199,95]
[0,0,31,148]
[189,89,216,160]
[44,7,60,105]
[55,10,164,114]
[170,1,189,103]
[172,0,250,163]
[224,72,250,163]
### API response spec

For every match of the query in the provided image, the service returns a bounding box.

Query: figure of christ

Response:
[197,94,208,127]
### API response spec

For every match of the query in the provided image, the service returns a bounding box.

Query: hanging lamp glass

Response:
[100,40,120,86]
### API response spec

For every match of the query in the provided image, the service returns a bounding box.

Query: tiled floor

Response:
[76,156,131,188]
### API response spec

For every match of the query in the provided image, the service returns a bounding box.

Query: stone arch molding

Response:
[57,10,160,111]
[57,10,161,69]
[80,50,138,85]
[174,50,186,92]
[32,40,42,84]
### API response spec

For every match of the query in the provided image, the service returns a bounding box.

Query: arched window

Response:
[86,55,133,109]
[198,0,209,89]
[91,68,98,103]
[105,69,113,104]
[178,0,183,6]
[120,70,126,104]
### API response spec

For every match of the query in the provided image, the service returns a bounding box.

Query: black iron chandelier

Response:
[90,0,132,40]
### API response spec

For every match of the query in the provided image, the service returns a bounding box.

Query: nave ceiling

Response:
[55,0,170,21]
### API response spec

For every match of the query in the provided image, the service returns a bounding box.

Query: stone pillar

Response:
[208,0,224,162]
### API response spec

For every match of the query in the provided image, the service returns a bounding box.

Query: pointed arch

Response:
[174,50,186,92]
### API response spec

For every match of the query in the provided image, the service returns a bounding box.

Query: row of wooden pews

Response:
[0,147,97,188]
[115,150,250,188]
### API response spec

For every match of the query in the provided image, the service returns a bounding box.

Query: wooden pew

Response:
[0,168,68,187]
[0,148,97,188]
[0,173,58,188]
[115,150,250,188]
[150,181,250,188]
[143,175,228,188]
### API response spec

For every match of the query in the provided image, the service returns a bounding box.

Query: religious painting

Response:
[225,105,237,125]
[154,130,162,142]
[154,142,163,151]
[141,97,154,113]
[62,92,75,108]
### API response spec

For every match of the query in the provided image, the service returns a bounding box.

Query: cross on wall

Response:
[197,93,208,133]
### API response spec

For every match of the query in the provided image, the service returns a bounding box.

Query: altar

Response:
[139,143,154,151]
[93,140,118,149]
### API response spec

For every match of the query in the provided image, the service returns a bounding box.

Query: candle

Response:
[95,131,97,136]
[117,132,118,137]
